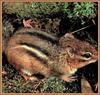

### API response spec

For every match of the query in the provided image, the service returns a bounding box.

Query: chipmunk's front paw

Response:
[61,75,77,82]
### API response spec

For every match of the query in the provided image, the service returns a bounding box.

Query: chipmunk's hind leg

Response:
[20,69,38,81]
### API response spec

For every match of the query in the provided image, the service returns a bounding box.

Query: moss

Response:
[3,2,97,20]
[41,77,66,93]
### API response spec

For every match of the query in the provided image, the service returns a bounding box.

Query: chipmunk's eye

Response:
[82,52,92,58]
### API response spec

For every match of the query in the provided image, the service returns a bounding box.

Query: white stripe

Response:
[13,45,48,60]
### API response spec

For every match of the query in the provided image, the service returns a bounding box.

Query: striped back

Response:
[7,27,59,64]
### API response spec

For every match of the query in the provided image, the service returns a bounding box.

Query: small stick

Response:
[70,24,94,34]
[34,79,45,90]
[22,80,30,86]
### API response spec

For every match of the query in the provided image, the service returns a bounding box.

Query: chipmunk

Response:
[5,25,98,82]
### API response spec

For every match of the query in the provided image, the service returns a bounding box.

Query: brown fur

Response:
[6,28,98,82]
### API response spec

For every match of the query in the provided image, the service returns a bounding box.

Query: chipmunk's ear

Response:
[67,47,74,58]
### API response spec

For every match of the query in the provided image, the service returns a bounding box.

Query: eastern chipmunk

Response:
[5,25,98,82]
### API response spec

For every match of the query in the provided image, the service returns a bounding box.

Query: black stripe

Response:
[16,31,59,44]
[24,49,48,65]
[19,42,50,56]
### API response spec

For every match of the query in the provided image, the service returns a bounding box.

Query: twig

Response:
[34,79,45,90]
[22,80,30,86]
[70,24,94,34]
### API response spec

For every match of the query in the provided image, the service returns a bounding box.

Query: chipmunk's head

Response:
[59,33,98,72]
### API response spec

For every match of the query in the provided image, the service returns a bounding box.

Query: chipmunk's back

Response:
[7,28,59,60]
